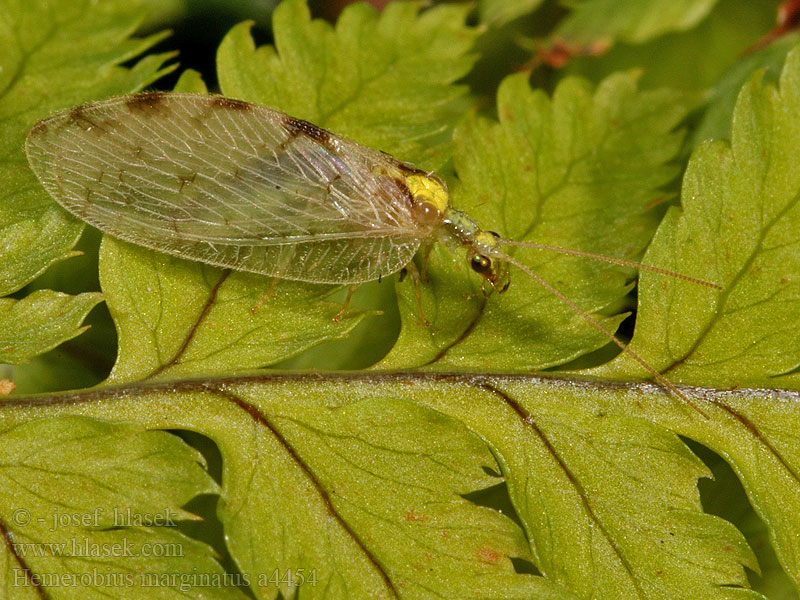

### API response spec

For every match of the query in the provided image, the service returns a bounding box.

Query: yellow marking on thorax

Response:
[404,174,449,214]
[474,231,500,249]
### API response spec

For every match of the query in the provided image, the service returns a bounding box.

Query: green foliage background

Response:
[2,0,800,598]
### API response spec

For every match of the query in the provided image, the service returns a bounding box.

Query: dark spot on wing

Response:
[325,172,343,194]
[283,115,332,146]
[68,104,106,133]
[381,152,427,176]
[210,96,252,111]
[69,104,87,119]
[177,171,197,192]
[29,119,48,135]
[125,92,168,112]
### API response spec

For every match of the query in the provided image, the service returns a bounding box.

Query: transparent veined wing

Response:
[25,93,426,284]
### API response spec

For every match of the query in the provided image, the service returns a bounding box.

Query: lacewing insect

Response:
[25,92,719,415]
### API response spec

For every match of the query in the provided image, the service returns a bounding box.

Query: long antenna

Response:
[501,239,721,290]
[499,252,710,419]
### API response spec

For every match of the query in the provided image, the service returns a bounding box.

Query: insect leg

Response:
[250,277,282,314]
[333,285,359,323]
[402,260,430,327]
[417,242,434,283]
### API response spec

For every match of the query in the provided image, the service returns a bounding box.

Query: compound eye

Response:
[471,254,492,275]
